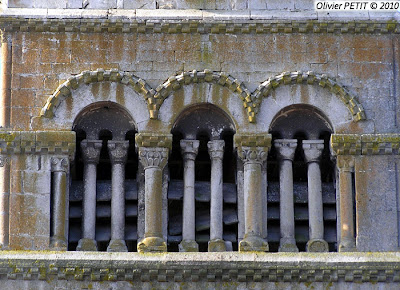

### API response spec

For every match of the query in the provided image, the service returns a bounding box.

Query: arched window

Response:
[168,104,237,252]
[69,102,138,252]
[268,104,337,252]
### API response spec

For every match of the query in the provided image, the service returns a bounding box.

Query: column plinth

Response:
[77,140,102,252]
[107,140,129,252]
[208,140,226,252]
[137,147,169,253]
[303,140,329,252]
[179,140,199,252]
[275,139,299,252]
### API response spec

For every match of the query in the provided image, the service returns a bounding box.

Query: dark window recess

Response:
[69,102,138,251]
[267,104,337,252]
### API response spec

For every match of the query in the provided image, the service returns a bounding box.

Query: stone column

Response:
[179,140,199,252]
[261,160,268,240]
[275,139,299,252]
[236,158,245,242]
[337,155,357,252]
[0,32,11,129]
[77,140,102,251]
[107,140,129,252]
[0,155,10,249]
[136,133,172,253]
[207,140,226,252]
[50,157,70,250]
[303,140,329,252]
[235,134,271,252]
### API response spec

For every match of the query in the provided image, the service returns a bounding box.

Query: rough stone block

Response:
[124,0,155,9]
[355,156,399,251]
[67,0,83,8]
[22,171,51,194]
[248,0,266,10]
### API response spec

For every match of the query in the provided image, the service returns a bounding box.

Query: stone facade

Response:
[0,0,400,288]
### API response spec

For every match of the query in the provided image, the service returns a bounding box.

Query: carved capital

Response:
[51,157,69,172]
[274,139,297,161]
[238,146,268,165]
[180,139,199,161]
[207,140,225,160]
[81,140,102,164]
[302,140,324,163]
[336,155,355,172]
[235,134,271,165]
[138,147,169,170]
[107,140,129,164]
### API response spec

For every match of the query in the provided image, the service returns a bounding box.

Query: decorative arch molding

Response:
[154,70,254,120]
[40,69,366,123]
[40,69,154,118]
[252,71,366,121]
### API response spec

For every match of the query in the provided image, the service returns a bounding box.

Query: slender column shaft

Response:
[307,161,324,239]
[337,156,356,251]
[208,140,224,241]
[180,140,199,243]
[244,161,263,236]
[261,161,268,240]
[145,166,163,237]
[280,159,295,238]
[77,140,102,251]
[0,156,9,249]
[83,162,97,239]
[137,146,169,252]
[111,163,125,239]
[236,159,245,241]
[107,140,129,252]
[50,157,69,250]
[0,32,11,128]
[303,140,328,252]
[0,33,11,249]
[275,139,298,252]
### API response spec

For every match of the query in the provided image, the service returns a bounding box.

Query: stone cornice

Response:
[0,11,398,35]
[331,134,400,155]
[0,130,75,157]
[0,251,399,283]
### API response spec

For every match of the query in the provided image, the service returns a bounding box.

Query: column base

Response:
[339,240,357,252]
[239,235,269,252]
[208,239,226,252]
[137,237,167,253]
[76,238,98,251]
[179,239,199,252]
[50,236,68,251]
[107,239,128,252]
[279,238,299,252]
[306,239,329,252]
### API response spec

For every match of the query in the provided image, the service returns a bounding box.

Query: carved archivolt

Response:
[252,71,366,121]
[40,69,153,119]
[40,69,366,123]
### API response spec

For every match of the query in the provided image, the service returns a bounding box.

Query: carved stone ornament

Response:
[51,157,69,172]
[239,146,268,165]
[274,139,297,161]
[302,140,324,163]
[80,140,102,164]
[107,141,129,164]
[207,140,225,160]
[180,140,199,161]
[138,147,169,169]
